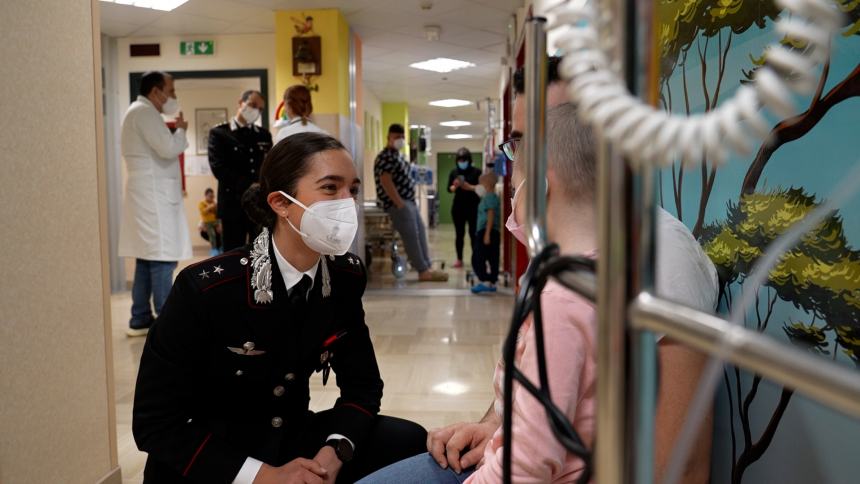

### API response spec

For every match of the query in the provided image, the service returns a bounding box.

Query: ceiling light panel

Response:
[409,57,476,73]
[446,134,473,139]
[100,0,188,11]
[429,99,472,108]
[439,120,472,127]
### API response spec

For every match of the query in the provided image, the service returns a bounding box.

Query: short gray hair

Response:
[547,103,597,202]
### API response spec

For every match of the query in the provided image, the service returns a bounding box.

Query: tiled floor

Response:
[112,225,514,483]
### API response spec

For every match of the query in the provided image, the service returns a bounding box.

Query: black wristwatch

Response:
[325,438,354,463]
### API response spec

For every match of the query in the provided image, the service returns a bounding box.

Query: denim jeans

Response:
[130,258,177,327]
[355,452,475,484]
[386,201,432,273]
[471,229,500,284]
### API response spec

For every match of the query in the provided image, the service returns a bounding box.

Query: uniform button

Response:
[249,158,254,162]
[243,341,255,352]
[284,373,296,381]
[235,370,244,376]
[234,147,238,151]
[273,385,285,397]
[271,416,283,428]
[250,169,255,174]
[240,257,249,266]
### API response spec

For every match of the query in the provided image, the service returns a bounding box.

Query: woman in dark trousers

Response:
[446,147,482,268]
[133,132,426,484]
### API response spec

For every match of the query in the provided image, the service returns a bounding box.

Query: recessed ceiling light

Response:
[440,120,472,127]
[410,58,475,73]
[100,0,188,11]
[446,134,473,139]
[429,99,472,108]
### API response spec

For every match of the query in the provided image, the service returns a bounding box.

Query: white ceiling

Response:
[99,0,521,139]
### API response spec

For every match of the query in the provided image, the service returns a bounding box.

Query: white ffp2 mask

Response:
[241,105,260,124]
[161,96,180,116]
[280,191,358,255]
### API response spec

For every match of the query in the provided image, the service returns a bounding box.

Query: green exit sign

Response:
[180,41,214,56]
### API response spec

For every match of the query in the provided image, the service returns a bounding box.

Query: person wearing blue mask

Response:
[446,147,482,268]
[133,132,427,483]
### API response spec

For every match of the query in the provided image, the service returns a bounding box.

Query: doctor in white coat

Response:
[118,71,192,336]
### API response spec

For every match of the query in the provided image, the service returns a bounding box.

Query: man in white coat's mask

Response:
[119,71,192,337]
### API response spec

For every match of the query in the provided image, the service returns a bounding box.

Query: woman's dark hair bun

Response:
[242,183,276,228]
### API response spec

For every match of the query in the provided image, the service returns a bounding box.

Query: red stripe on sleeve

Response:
[182,432,213,477]
[339,402,373,416]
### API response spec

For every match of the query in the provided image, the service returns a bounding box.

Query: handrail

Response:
[630,292,860,418]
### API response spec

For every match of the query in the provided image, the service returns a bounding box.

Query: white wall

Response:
[1,0,119,482]
[362,86,383,202]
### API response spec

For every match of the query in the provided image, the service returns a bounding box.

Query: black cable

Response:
[502,245,596,484]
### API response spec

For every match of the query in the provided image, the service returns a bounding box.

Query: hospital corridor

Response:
[2,0,860,483]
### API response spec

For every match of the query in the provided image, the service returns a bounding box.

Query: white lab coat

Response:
[118,95,192,261]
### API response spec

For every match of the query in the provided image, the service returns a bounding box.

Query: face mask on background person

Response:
[457,161,469,170]
[279,191,358,256]
[241,104,260,124]
[393,138,406,150]
[474,185,487,198]
[161,92,180,116]
[505,177,549,246]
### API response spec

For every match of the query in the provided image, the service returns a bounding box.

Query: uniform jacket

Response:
[207,119,273,221]
[118,95,192,261]
[132,239,383,483]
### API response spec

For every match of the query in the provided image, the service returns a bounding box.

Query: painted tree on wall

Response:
[656,0,860,235]
[701,188,860,482]
[656,0,860,481]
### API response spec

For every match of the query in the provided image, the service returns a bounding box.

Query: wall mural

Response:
[655,0,860,481]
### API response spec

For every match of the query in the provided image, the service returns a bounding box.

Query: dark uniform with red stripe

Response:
[132,244,425,483]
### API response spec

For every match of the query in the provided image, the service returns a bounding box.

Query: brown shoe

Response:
[419,270,449,282]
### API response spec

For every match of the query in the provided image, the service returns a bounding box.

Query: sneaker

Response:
[126,326,150,337]
[453,260,463,269]
[419,270,450,282]
[471,283,497,294]
[126,318,152,337]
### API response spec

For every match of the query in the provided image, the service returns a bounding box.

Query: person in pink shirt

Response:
[357,103,599,483]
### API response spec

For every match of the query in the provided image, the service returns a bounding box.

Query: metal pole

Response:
[629,293,860,418]
[595,0,633,481]
[523,16,548,257]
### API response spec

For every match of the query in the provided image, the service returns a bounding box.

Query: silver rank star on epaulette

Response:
[347,256,360,266]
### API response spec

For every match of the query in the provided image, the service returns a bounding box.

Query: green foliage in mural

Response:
[701,188,860,482]
[656,0,780,82]
[702,187,860,367]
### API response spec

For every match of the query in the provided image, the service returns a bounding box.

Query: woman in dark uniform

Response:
[133,132,427,483]
[446,147,482,268]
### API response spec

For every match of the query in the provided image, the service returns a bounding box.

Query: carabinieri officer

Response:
[133,132,427,483]
[208,89,273,251]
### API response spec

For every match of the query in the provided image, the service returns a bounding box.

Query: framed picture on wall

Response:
[195,108,227,155]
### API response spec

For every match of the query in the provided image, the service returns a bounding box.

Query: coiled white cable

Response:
[547,0,845,169]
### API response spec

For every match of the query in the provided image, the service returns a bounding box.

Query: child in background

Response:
[471,173,500,294]
[199,188,221,256]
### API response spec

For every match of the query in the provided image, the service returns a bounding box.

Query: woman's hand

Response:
[483,231,491,246]
[313,445,343,484]
[427,421,497,473]
[253,459,328,484]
